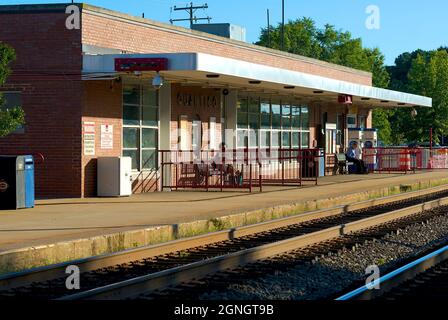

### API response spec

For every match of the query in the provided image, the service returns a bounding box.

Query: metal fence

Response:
[362,147,448,173]
[160,148,323,192]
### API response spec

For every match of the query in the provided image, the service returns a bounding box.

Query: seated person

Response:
[346,142,368,174]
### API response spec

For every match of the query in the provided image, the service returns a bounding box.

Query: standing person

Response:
[346,141,367,174]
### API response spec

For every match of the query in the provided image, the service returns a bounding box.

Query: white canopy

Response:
[83,52,432,108]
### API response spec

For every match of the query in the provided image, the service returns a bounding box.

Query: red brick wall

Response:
[0,10,83,199]
[81,9,372,86]
[81,80,122,197]
[0,4,375,199]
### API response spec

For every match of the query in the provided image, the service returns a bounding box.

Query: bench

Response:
[178,163,244,188]
[335,153,355,175]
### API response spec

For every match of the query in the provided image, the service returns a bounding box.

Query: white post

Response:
[159,82,172,191]
[224,90,238,149]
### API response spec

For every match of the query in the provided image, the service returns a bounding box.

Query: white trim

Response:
[83,52,432,108]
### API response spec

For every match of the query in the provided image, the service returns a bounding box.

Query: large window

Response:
[122,83,159,171]
[237,97,310,149]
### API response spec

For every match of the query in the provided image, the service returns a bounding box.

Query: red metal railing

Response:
[362,147,448,173]
[160,148,322,192]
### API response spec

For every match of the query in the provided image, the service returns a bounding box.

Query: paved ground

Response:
[1,171,448,252]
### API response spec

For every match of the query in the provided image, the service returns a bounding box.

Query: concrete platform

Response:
[1,171,448,273]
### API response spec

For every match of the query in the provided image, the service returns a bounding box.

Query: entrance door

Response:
[325,123,337,154]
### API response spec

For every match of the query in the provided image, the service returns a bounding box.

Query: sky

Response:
[2,0,447,65]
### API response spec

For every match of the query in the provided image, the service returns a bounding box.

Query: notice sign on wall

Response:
[83,122,96,156]
[100,124,113,150]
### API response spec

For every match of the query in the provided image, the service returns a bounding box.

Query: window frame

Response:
[122,83,159,172]
[237,96,311,150]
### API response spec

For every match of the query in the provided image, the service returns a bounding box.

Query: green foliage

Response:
[256,18,389,87]
[372,109,393,145]
[0,42,15,85]
[0,42,24,137]
[0,107,25,137]
[387,49,448,144]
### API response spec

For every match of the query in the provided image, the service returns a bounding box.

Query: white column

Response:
[159,82,172,191]
[224,90,238,149]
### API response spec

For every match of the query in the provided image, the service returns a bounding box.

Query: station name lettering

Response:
[176,92,218,110]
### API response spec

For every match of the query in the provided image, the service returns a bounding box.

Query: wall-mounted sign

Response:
[338,94,353,105]
[171,84,222,122]
[347,114,357,129]
[325,123,337,130]
[83,122,95,156]
[114,58,168,72]
[176,92,219,110]
[100,124,113,150]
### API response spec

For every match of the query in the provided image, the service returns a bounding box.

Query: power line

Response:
[170,2,212,28]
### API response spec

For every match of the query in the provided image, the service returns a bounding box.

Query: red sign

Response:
[338,94,353,105]
[114,58,168,72]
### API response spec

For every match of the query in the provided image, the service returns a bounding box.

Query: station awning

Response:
[83,52,432,108]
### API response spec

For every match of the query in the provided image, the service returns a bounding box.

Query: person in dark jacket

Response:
[346,141,368,174]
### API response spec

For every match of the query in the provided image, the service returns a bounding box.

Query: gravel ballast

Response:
[199,214,448,300]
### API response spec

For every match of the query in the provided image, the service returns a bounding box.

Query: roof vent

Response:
[191,23,246,42]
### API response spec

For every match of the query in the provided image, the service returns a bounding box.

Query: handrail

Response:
[159,148,322,191]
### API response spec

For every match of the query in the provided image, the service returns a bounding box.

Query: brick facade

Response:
[0,4,376,198]
[81,80,123,197]
[0,9,83,198]
[80,6,372,86]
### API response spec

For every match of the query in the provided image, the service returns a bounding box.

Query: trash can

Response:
[318,149,325,177]
[24,155,35,208]
[0,155,35,210]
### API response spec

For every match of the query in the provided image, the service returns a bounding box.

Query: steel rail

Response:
[1,184,447,291]
[2,184,446,291]
[59,194,448,300]
[336,245,448,301]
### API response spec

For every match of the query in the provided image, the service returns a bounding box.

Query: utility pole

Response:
[281,0,285,51]
[267,9,271,48]
[170,2,211,28]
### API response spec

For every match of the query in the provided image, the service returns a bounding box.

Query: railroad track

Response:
[141,206,448,300]
[336,245,448,301]
[1,185,448,300]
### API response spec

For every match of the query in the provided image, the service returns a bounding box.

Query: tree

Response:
[405,50,448,144]
[387,50,448,144]
[0,42,24,137]
[256,18,392,143]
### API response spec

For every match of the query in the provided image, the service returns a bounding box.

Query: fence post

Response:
[298,149,302,187]
[315,149,318,186]
[281,149,285,185]
[160,151,164,191]
[249,163,253,193]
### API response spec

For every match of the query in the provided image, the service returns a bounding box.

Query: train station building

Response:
[0,3,432,199]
